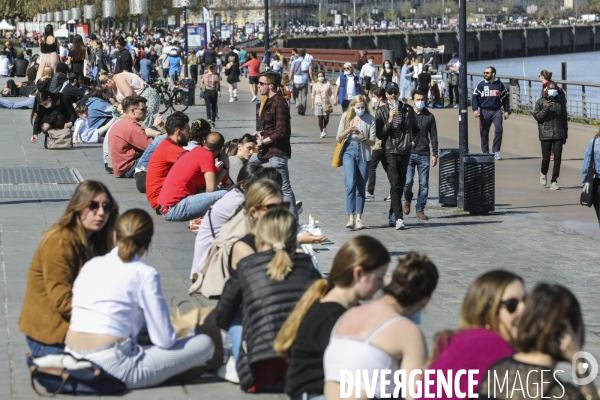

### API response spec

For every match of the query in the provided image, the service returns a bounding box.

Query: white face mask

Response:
[415,101,425,110]
[385,63,390,68]
[344,69,352,75]
[318,76,324,82]
[372,98,379,105]
[368,60,373,65]
[355,108,365,116]
[44,100,52,109]
[547,89,558,97]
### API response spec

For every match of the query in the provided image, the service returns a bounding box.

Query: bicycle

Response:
[152,79,190,114]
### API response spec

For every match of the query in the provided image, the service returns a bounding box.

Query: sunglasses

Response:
[137,107,148,112]
[500,297,524,314]
[258,201,290,211]
[483,72,492,75]
[257,81,269,86]
[343,68,351,71]
[88,201,114,213]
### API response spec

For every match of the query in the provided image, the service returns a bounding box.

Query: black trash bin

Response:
[438,148,459,206]
[463,154,495,214]
[256,101,263,131]
[180,79,195,106]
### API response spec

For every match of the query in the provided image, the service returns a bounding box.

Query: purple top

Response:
[425,328,515,399]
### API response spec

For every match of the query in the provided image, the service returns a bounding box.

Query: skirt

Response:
[314,102,325,116]
[35,52,59,82]
[141,86,160,127]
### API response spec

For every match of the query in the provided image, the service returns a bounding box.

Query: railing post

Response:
[582,85,588,125]
[528,80,533,111]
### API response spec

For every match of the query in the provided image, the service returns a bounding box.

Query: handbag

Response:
[201,81,207,93]
[581,138,597,207]
[27,353,126,396]
[332,138,347,168]
[44,128,73,150]
[322,103,333,114]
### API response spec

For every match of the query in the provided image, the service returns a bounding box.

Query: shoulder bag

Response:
[332,138,347,168]
[318,83,333,115]
[44,128,73,150]
[581,138,597,207]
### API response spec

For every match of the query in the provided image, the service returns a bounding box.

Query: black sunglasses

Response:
[483,72,492,75]
[500,297,524,314]
[259,201,291,211]
[88,201,114,213]
[257,81,269,86]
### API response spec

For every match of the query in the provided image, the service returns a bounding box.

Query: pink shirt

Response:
[109,115,152,176]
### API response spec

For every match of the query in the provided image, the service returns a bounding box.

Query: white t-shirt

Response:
[59,46,69,57]
[270,60,282,71]
[0,56,9,76]
[336,74,358,101]
[360,63,378,81]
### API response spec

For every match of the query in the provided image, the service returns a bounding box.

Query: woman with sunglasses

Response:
[478,283,599,400]
[217,208,322,392]
[336,94,376,230]
[19,181,118,357]
[229,134,257,184]
[425,270,525,399]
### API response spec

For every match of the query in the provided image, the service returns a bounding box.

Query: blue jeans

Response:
[229,307,243,363]
[249,154,298,218]
[137,133,167,171]
[403,153,430,212]
[343,142,370,215]
[164,190,227,221]
[26,336,64,357]
[0,97,35,109]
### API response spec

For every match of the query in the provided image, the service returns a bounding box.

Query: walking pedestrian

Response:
[240,52,261,101]
[224,56,240,102]
[375,82,420,230]
[378,59,396,90]
[366,88,389,202]
[336,95,376,230]
[446,52,460,108]
[201,64,221,126]
[403,90,438,220]
[533,82,568,190]
[35,25,59,82]
[251,71,299,218]
[333,62,361,113]
[472,66,510,160]
[311,71,333,138]
[582,130,600,228]
[289,49,313,116]
[359,55,378,97]
[399,58,413,102]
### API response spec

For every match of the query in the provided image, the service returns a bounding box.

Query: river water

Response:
[467,51,600,118]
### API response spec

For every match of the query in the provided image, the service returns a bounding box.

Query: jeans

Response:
[385,152,411,220]
[343,142,370,215]
[229,307,243,363]
[403,153,430,212]
[164,190,227,221]
[169,72,180,82]
[204,89,218,121]
[26,336,64,357]
[190,65,198,84]
[250,154,298,218]
[448,84,459,105]
[541,140,563,183]
[138,133,167,170]
[367,149,389,195]
[293,82,308,115]
[117,164,137,178]
[479,109,504,154]
[0,97,35,109]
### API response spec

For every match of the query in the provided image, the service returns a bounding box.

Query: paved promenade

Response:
[0,81,599,399]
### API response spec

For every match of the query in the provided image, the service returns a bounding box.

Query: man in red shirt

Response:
[157,132,229,221]
[108,95,162,178]
[146,112,190,213]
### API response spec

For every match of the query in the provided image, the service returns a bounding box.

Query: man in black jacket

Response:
[225,45,239,65]
[112,36,132,73]
[13,53,28,77]
[61,73,86,105]
[202,45,218,68]
[375,82,420,230]
[403,90,438,221]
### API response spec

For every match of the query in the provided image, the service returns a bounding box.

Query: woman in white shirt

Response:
[270,54,283,77]
[65,209,215,389]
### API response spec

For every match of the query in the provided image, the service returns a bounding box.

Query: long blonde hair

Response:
[343,94,370,129]
[244,179,283,230]
[115,209,154,263]
[274,236,390,358]
[97,72,115,86]
[254,208,297,281]
[40,67,54,81]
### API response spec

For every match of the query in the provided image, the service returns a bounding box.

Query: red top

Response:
[108,115,152,177]
[157,146,219,208]
[241,59,261,77]
[145,137,186,210]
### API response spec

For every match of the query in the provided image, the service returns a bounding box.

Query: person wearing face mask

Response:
[378,59,395,90]
[359,55,378,97]
[402,90,438,220]
[532,82,568,190]
[333,62,362,112]
[366,88,389,202]
[30,90,78,144]
[336,95,377,230]
[311,71,333,138]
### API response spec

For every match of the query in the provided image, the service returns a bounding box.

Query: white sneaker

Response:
[550,182,560,190]
[395,219,405,230]
[217,356,240,384]
[251,96,257,102]
[320,130,327,138]
[229,98,234,102]
[540,173,547,186]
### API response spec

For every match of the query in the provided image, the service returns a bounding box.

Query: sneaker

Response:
[251,96,257,102]
[355,219,365,230]
[403,201,411,215]
[550,152,554,161]
[540,173,547,186]
[217,356,240,384]
[389,213,397,227]
[320,130,327,138]
[296,201,303,210]
[105,163,113,174]
[416,211,429,220]
[395,219,405,230]
[550,181,560,190]
[384,193,391,202]
[345,218,355,229]
[365,192,375,202]
[453,104,458,109]
[229,98,234,102]
[494,152,502,160]
[216,115,220,120]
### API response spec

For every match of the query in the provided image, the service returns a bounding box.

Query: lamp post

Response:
[84,4,96,28]
[264,0,270,67]
[102,0,115,37]
[458,0,468,209]
[173,0,192,78]
[445,8,451,25]
[162,7,168,28]
[130,0,147,36]
[410,8,415,24]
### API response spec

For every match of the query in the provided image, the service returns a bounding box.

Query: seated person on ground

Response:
[72,104,114,144]
[36,67,54,92]
[108,95,162,178]
[81,88,114,129]
[156,132,229,221]
[61,72,86,105]
[14,53,29,77]
[48,63,69,93]
[30,90,78,144]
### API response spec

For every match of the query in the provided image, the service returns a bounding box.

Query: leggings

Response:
[228,82,237,98]
[204,89,218,121]
[318,115,329,131]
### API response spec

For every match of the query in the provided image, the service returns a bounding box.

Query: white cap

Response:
[343,62,352,68]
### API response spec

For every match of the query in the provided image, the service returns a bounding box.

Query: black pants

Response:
[385,152,411,220]
[134,171,146,193]
[540,140,563,183]
[341,100,350,112]
[204,89,218,121]
[162,68,169,79]
[367,149,389,195]
[592,178,600,228]
[190,65,198,84]
[448,84,459,105]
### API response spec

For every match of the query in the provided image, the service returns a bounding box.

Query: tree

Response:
[317,8,333,26]
[384,6,397,24]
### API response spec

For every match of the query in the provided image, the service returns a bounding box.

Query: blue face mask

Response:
[415,101,425,110]
[409,311,421,325]
[547,89,558,97]
[355,108,365,116]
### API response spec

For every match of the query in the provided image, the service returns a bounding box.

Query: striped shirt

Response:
[202,73,220,91]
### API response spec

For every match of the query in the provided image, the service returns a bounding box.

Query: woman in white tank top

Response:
[323,252,440,400]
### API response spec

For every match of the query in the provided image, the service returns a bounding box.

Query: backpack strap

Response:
[208,207,216,238]
[30,368,70,397]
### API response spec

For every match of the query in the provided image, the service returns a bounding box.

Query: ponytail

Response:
[266,242,293,281]
[274,278,331,358]
[118,237,139,263]
[115,209,154,263]
[254,209,297,281]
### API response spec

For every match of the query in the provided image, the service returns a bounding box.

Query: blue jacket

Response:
[582,137,600,186]
[337,73,361,104]
[472,78,510,112]
[86,98,113,130]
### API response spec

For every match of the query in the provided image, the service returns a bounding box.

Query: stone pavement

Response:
[0,80,599,399]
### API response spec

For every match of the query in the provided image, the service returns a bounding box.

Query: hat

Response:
[343,62,353,68]
[86,33,97,40]
[387,82,399,92]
